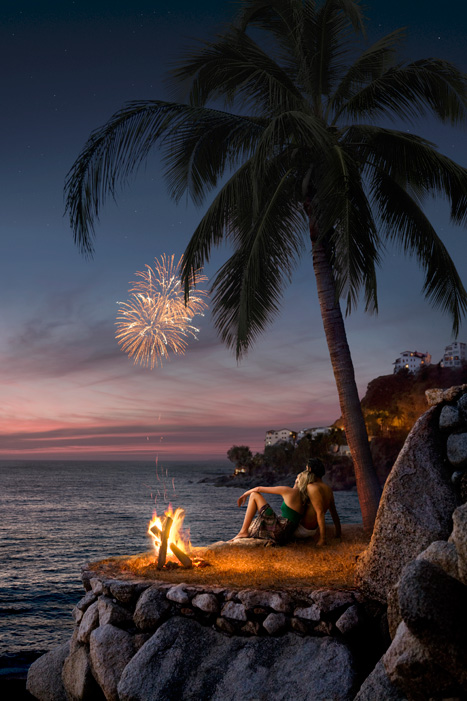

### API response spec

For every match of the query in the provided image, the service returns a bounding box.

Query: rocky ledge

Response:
[26,385,467,701]
[27,567,387,701]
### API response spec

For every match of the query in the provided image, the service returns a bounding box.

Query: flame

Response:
[147,504,192,562]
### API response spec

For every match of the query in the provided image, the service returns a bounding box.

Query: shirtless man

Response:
[299,459,341,546]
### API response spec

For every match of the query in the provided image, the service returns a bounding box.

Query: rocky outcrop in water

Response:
[26,385,467,700]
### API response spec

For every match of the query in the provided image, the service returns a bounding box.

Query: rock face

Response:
[26,640,70,701]
[117,617,356,701]
[367,502,467,701]
[355,406,458,602]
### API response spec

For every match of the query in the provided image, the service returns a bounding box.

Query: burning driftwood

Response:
[150,518,193,569]
[157,516,173,569]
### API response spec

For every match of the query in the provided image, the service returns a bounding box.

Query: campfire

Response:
[147,506,207,570]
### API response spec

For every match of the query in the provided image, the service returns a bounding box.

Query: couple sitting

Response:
[232,459,341,547]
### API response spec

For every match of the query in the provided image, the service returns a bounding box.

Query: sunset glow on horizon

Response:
[1,0,467,462]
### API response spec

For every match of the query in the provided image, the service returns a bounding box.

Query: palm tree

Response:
[65,0,467,531]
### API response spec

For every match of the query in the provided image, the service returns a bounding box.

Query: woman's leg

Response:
[233,492,268,539]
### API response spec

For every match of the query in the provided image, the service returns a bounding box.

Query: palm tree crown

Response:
[65,0,467,530]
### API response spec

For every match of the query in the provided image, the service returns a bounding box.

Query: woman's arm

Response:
[237,485,292,507]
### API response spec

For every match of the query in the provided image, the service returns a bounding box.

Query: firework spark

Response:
[116,254,208,369]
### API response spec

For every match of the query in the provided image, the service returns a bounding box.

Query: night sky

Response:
[2,0,467,460]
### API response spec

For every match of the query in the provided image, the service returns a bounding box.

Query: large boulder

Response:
[355,407,458,602]
[26,640,70,701]
[353,659,407,700]
[118,617,356,701]
[89,624,135,701]
[62,644,105,701]
[383,622,455,701]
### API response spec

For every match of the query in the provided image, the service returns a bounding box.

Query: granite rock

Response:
[353,659,407,700]
[166,583,191,604]
[89,624,135,701]
[237,588,293,613]
[416,540,459,581]
[117,617,356,701]
[77,601,99,643]
[447,432,467,468]
[335,605,361,635]
[439,404,462,431]
[133,585,171,630]
[311,589,355,615]
[293,604,320,621]
[62,644,105,701]
[26,641,70,701]
[108,579,150,604]
[355,407,458,602]
[383,622,455,701]
[192,592,219,614]
[98,595,133,627]
[450,503,467,584]
[221,601,248,621]
[262,612,287,635]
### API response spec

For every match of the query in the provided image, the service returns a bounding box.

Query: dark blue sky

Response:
[1,0,467,460]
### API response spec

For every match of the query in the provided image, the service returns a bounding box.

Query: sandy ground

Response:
[89,524,369,591]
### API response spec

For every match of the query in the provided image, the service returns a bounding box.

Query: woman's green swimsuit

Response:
[280,501,302,526]
[248,500,303,544]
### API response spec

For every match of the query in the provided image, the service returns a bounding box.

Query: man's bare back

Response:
[302,479,341,546]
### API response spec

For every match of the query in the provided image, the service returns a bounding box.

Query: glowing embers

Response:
[147,506,207,569]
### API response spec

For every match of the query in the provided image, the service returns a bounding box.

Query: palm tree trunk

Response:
[311,236,382,532]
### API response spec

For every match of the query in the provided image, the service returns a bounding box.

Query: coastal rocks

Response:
[62,644,105,701]
[367,502,467,700]
[353,660,407,701]
[89,624,135,701]
[26,640,70,701]
[355,406,458,602]
[117,617,357,701]
[27,565,374,701]
[132,585,171,630]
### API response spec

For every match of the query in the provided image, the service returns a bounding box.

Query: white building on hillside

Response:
[296,427,332,442]
[264,429,296,447]
[393,350,431,374]
[441,342,466,368]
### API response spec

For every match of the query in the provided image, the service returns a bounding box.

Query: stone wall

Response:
[26,570,387,701]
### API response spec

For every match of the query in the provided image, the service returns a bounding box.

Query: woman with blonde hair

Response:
[231,468,317,545]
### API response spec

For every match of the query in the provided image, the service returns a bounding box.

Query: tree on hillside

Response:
[227,445,253,468]
[65,0,467,531]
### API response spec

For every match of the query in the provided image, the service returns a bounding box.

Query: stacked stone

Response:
[27,571,376,701]
[76,571,366,641]
[357,502,467,700]
[431,383,467,501]
[356,386,467,701]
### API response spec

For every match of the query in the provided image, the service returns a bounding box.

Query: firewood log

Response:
[157,516,173,569]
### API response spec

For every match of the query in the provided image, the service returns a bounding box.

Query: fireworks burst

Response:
[116,254,208,369]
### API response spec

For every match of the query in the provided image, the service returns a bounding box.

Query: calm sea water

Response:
[0,460,361,675]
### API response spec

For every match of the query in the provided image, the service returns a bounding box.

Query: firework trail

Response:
[116,254,208,369]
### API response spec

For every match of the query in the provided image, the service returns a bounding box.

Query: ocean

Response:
[0,459,362,678]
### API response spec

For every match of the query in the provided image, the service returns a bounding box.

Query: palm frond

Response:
[190,161,306,358]
[172,29,305,116]
[328,29,405,120]
[371,172,467,334]
[236,0,314,91]
[311,0,366,101]
[248,110,332,192]
[65,101,266,253]
[337,59,467,125]
[346,125,467,225]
